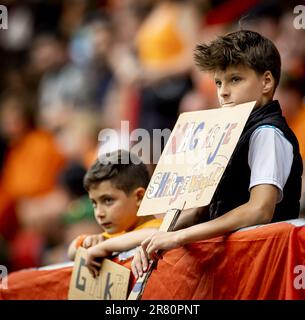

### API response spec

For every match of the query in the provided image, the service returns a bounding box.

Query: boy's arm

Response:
[173,206,210,230]
[147,184,277,254]
[67,234,104,261]
[131,184,278,278]
[86,228,159,277]
[180,184,277,242]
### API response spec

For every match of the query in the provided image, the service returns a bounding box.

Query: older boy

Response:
[132,30,303,278]
[67,149,161,277]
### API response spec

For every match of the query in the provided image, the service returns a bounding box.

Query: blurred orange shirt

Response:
[0,129,65,214]
[136,2,189,71]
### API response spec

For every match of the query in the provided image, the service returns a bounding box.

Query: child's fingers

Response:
[131,247,147,279]
[88,265,99,278]
[94,266,100,278]
[83,237,92,248]
[87,259,101,278]
[90,260,102,268]
[87,235,104,247]
[91,237,99,246]
[142,235,160,260]
[131,249,141,279]
[131,255,139,279]
[88,267,95,278]
[146,241,158,259]
[139,246,149,273]
[141,236,152,250]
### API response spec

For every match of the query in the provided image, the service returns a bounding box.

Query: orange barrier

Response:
[142,220,305,299]
[0,266,72,300]
[1,220,305,300]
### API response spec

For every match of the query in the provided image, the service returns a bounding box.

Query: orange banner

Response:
[1,220,305,300]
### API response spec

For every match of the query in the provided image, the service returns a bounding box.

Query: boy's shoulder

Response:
[134,218,163,230]
[102,218,163,239]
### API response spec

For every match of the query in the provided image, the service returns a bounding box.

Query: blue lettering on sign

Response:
[207,123,230,164]
[155,172,170,197]
[189,122,205,150]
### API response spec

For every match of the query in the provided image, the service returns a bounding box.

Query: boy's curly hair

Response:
[84,150,150,194]
[194,30,281,89]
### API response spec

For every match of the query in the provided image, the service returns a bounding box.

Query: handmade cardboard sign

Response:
[68,247,130,300]
[137,101,255,216]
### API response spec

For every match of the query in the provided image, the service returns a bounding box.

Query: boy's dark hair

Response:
[83,150,150,194]
[194,30,281,90]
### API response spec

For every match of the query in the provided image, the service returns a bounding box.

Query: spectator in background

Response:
[276,74,305,218]
[42,161,101,265]
[33,35,93,132]
[110,0,200,172]
[134,0,198,134]
[0,92,65,217]
[0,92,65,270]
[55,110,101,169]
[12,108,103,267]
[276,74,305,160]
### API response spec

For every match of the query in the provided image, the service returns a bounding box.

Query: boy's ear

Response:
[262,71,275,95]
[133,187,146,207]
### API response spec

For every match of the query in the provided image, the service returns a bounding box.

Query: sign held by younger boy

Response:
[68,247,130,300]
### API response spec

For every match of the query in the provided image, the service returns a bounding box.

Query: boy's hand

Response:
[131,246,150,279]
[82,234,105,249]
[131,231,183,279]
[85,243,109,278]
[141,231,183,259]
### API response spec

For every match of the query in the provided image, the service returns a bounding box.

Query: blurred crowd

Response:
[0,0,304,271]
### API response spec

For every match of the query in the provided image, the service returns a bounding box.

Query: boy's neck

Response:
[254,98,274,110]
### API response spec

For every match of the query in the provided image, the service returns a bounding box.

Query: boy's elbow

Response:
[251,205,274,225]
[259,211,273,225]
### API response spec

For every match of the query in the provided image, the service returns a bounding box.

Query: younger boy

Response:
[131,30,303,278]
[67,149,162,277]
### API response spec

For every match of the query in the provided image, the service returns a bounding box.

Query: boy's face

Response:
[214,64,269,108]
[88,180,142,234]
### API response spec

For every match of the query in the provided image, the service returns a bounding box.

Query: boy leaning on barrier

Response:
[131,30,303,278]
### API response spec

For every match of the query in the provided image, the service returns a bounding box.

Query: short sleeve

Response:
[248,125,293,203]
